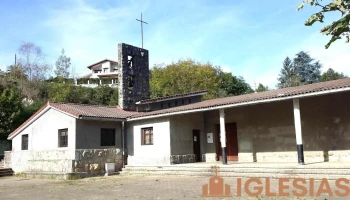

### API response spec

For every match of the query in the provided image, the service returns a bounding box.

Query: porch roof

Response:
[128,77,350,120]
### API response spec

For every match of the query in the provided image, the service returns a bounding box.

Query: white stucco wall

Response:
[12,108,76,152]
[127,117,171,166]
[10,108,76,173]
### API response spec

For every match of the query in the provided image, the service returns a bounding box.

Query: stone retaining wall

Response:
[73,149,122,176]
[7,148,122,178]
[170,154,196,164]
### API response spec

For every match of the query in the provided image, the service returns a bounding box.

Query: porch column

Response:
[293,98,305,165]
[219,109,227,164]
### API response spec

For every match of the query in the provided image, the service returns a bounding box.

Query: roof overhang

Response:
[78,116,126,122]
[127,87,350,121]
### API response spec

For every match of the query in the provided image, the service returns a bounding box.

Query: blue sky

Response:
[1,0,349,89]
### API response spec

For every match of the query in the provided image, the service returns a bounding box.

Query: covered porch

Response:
[168,90,350,165]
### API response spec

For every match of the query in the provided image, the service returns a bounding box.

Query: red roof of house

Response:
[87,59,118,69]
[8,102,138,139]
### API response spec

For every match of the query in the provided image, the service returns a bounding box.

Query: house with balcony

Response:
[77,59,119,88]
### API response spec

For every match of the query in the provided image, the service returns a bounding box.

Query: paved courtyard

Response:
[0,174,346,200]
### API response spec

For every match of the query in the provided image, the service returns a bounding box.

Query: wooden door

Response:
[216,123,238,161]
[193,130,201,162]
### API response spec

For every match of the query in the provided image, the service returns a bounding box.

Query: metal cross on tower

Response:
[136,12,148,49]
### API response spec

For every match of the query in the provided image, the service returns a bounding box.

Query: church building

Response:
[4,43,350,178]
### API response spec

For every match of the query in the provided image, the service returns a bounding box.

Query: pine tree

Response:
[277,57,300,88]
[54,49,71,78]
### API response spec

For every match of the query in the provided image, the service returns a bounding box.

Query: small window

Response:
[141,127,153,145]
[175,101,178,106]
[58,129,68,147]
[21,134,28,150]
[168,102,171,108]
[101,128,115,146]
[103,68,108,73]
[182,99,185,105]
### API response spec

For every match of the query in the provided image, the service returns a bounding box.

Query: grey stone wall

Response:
[170,154,195,164]
[118,43,150,110]
[73,148,122,176]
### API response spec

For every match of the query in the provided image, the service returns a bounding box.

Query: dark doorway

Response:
[216,123,239,161]
[193,130,201,162]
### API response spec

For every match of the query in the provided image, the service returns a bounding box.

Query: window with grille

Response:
[141,127,153,145]
[21,134,28,150]
[101,128,115,146]
[58,129,68,147]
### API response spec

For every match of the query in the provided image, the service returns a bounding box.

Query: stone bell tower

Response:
[117,43,150,110]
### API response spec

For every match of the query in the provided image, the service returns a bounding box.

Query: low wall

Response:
[128,155,171,166]
[238,150,350,163]
[170,154,196,164]
[73,149,122,176]
[7,148,122,178]
[9,150,75,173]
[202,153,217,162]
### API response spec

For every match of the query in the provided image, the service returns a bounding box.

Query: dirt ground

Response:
[0,175,346,200]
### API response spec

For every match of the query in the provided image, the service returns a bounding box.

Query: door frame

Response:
[215,122,239,161]
[192,129,201,162]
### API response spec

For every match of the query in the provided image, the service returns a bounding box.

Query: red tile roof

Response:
[136,90,208,104]
[49,102,138,119]
[129,77,350,119]
[8,102,138,139]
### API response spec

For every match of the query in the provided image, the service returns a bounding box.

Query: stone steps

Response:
[0,168,14,177]
[121,165,350,180]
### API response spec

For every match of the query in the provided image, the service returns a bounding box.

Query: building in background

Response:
[76,59,119,88]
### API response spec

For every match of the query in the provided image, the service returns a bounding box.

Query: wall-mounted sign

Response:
[207,133,213,143]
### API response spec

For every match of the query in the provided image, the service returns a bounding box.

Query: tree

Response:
[219,72,254,96]
[297,0,350,49]
[150,59,222,100]
[6,65,27,80]
[256,83,269,92]
[293,51,321,84]
[277,52,322,88]
[320,68,347,81]
[54,49,71,78]
[0,87,23,139]
[92,85,115,105]
[17,42,51,81]
[277,57,301,88]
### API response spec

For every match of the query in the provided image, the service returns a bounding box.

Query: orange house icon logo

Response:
[201,168,231,197]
